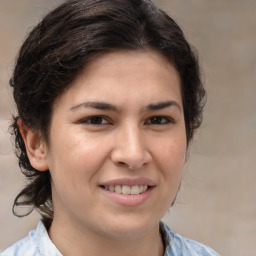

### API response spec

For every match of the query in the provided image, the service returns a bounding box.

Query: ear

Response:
[18,119,49,171]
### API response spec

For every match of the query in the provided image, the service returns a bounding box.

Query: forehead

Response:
[82,50,179,83]
[54,50,182,110]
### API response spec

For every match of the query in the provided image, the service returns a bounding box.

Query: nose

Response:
[110,124,152,170]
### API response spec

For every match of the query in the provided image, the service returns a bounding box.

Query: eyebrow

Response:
[70,101,118,111]
[145,101,181,112]
[70,100,181,112]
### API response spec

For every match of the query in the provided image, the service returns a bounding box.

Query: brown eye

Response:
[90,116,105,124]
[146,116,172,125]
[80,116,109,125]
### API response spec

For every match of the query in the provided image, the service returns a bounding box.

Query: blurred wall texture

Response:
[0,1,255,255]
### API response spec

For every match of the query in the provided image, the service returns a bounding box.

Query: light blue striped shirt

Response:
[1,221,220,256]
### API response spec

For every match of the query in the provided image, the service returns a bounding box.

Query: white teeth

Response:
[114,185,122,193]
[104,185,149,195]
[122,185,131,195]
[131,185,139,195]
[109,185,115,192]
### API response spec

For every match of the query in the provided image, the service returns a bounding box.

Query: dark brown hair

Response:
[10,0,205,225]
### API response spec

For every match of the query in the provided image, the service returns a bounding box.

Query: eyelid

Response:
[79,115,112,125]
[144,116,174,125]
[77,115,174,126]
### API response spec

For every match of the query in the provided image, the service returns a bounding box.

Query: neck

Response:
[48,218,165,256]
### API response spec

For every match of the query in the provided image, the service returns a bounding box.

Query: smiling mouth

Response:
[101,185,149,195]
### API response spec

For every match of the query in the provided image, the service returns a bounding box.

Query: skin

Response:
[20,50,187,256]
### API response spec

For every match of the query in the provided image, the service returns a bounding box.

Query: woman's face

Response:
[46,50,187,239]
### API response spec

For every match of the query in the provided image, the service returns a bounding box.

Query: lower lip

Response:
[100,187,154,207]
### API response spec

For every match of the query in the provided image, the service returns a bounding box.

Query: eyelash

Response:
[79,115,173,126]
[79,116,110,125]
[145,116,173,125]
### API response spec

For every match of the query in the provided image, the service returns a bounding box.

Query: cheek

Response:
[153,136,186,203]
[151,137,186,215]
[154,135,186,170]
[48,129,110,183]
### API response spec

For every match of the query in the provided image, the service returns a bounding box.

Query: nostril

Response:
[111,147,152,170]
[116,161,139,170]
[117,162,127,167]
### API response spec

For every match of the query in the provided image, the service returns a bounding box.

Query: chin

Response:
[100,216,159,240]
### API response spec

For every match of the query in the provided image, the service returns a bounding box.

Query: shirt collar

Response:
[34,221,62,255]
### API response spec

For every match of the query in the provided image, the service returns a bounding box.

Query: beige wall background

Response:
[0,1,255,255]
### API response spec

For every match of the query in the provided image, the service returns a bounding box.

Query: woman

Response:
[2,0,220,255]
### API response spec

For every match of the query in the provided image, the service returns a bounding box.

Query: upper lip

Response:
[100,177,156,187]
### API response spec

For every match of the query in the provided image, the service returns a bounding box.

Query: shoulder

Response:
[161,222,221,256]
[1,221,61,256]
[1,229,37,256]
